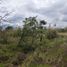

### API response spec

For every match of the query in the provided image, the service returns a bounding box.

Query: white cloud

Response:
[0,0,67,27]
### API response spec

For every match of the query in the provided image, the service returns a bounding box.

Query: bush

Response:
[5,26,13,30]
[18,43,34,53]
[46,29,58,39]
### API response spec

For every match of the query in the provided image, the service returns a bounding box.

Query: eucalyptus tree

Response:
[18,16,47,53]
[18,17,39,52]
[23,16,38,36]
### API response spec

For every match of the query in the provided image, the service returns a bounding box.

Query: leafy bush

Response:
[46,29,58,39]
[5,26,13,30]
[18,43,34,53]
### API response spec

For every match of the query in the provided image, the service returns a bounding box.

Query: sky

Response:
[0,0,67,28]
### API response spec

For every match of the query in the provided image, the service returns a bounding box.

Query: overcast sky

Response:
[0,0,67,27]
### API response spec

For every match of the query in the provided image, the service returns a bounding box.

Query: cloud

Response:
[0,0,67,27]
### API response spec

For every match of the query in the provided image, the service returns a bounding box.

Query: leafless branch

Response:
[0,10,15,23]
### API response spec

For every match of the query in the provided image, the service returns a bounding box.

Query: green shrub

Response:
[18,43,34,53]
[5,26,13,30]
[46,29,58,39]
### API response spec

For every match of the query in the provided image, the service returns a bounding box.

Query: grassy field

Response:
[0,28,67,67]
[0,16,67,67]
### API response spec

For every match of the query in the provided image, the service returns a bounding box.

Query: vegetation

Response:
[0,17,67,67]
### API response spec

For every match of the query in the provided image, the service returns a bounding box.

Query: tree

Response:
[18,17,39,53]
[18,17,47,53]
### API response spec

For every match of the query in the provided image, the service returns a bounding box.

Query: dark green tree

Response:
[18,17,38,53]
[18,17,47,53]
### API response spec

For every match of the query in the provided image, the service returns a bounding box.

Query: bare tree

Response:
[0,11,14,23]
[0,11,14,44]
